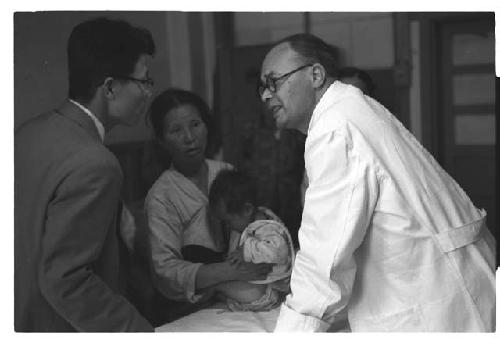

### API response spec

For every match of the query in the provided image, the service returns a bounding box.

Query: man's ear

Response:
[311,63,327,89]
[102,77,115,99]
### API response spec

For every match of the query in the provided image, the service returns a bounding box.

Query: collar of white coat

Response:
[69,99,105,142]
[307,80,346,134]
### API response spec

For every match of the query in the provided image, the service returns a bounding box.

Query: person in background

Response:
[185,169,295,312]
[144,88,272,322]
[338,66,375,96]
[238,107,305,248]
[15,17,155,332]
[259,33,496,332]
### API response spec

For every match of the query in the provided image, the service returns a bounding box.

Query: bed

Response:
[156,303,350,332]
[156,306,279,332]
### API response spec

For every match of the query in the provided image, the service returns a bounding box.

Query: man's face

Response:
[259,43,316,133]
[108,54,153,126]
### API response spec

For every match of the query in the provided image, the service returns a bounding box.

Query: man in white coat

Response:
[258,33,496,332]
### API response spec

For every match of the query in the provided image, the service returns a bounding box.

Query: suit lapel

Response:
[55,100,102,142]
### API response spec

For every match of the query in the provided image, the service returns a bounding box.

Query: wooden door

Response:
[438,17,496,237]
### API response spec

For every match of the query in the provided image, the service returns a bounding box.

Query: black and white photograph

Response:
[6,0,499,333]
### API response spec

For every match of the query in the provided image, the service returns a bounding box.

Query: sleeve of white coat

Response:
[274,122,379,332]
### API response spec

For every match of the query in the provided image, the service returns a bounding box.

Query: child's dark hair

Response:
[209,169,257,214]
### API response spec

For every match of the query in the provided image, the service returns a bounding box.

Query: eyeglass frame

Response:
[258,63,313,96]
[113,75,154,93]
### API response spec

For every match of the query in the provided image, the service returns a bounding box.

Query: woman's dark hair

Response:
[274,33,339,78]
[338,67,376,95]
[148,88,218,156]
[209,169,257,214]
[67,17,155,103]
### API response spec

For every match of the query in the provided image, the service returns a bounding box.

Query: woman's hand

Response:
[226,246,245,265]
[195,259,273,290]
[226,260,273,281]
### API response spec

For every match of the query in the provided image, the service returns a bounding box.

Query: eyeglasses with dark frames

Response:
[258,64,313,96]
[114,76,154,91]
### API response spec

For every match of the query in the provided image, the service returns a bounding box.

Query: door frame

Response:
[414,12,494,160]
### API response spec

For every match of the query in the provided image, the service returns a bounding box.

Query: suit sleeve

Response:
[274,121,379,332]
[38,151,153,332]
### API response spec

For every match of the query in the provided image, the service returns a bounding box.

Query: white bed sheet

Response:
[156,307,280,332]
[156,306,350,332]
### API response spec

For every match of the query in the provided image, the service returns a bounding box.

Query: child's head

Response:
[209,169,257,233]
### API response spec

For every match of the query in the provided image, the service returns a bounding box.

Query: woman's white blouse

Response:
[145,159,232,302]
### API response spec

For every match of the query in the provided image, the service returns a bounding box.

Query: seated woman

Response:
[145,89,271,321]
[183,169,295,312]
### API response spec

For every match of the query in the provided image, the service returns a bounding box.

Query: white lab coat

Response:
[274,81,496,332]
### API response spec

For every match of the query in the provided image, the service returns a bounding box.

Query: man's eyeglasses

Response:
[115,76,154,92]
[258,64,313,97]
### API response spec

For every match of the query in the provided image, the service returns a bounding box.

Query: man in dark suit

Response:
[15,17,156,332]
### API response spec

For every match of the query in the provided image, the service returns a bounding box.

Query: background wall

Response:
[13,11,496,257]
[234,12,305,46]
[14,11,397,143]
[14,11,217,144]
[232,12,398,118]
[234,12,394,69]
[14,11,170,143]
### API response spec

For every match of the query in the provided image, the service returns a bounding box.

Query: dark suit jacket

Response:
[14,101,153,332]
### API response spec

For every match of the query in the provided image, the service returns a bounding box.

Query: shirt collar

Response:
[308,80,344,133]
[68,99,105,141]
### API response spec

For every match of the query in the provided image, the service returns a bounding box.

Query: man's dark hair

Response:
[67,17,155,103]
[209,169,257,214]
[274,33,338,78]
[338,67,376,95]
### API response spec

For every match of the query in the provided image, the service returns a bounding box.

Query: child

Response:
[182,169,295,312]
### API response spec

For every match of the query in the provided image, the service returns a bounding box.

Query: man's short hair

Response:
[67,17,155,103]
[274,33,338,78]
[209,169,257,214]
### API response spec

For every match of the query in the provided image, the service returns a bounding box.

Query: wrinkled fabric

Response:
[228,206,282,252]
[226,285,282,312]
[226,217,295,312]
[274,81,496,332]
[145,159,232,302]
[241,218,296,285]
[242,220,290,265]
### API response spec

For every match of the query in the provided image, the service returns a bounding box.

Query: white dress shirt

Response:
[69,99,105,141]
[274,81,496,332]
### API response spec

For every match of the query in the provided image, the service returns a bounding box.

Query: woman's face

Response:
[161,104,208,169]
